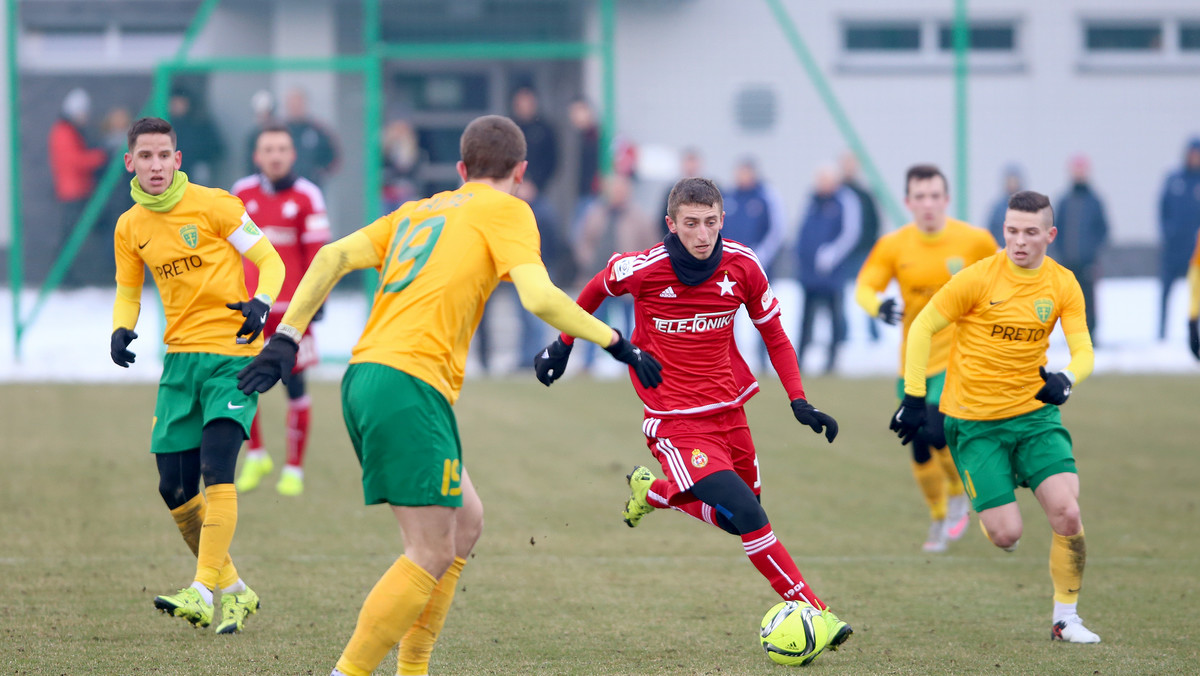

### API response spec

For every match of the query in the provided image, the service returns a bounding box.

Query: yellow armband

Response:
[509,263,614,347]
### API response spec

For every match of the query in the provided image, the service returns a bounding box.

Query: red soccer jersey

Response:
[571,240,804,417]
[233,174,331,308]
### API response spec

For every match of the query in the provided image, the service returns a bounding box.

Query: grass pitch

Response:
[1,374,1197,675]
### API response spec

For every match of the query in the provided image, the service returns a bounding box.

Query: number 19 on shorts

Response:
[441,459,462,497]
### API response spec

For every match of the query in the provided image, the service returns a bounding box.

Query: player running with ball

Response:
[535,177,852,659]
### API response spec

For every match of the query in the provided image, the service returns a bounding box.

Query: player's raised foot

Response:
[922,519,948,553]
[275,468,304,497]
[1051,614,1101,643]
[821,608,853,650]
[944,494,970,541]
[153,586,213,628]
[235,452,273,492]
[623,465,657,528]
[215,586,260,634]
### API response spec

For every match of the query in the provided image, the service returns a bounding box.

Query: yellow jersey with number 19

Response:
[114,183,265,356]
[931,253,1089,421]
[350,182,543,404]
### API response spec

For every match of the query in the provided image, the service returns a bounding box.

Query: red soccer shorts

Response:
[264,311,319,374]
[642,407,760,506]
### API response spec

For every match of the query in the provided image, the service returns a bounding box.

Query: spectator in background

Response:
[988,164,1024,244]
[1051,154,1109,337]
[723,157,787,372]
[283,87,339,187]
[244,89,278,174]
[1158,137,1200,340]
[169,88,224,186]
[795,166,861,374]
[574,173,659,369]
[660,147,703,237]
[512,86,558,190]
[48,87,107,286]
[569,97,600,221]
[381,119,424,213]
[99,105,134,249]
[840,150,883,342]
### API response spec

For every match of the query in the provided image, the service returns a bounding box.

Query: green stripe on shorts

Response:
[341,362,464,507]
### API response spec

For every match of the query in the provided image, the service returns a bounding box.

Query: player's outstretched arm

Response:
[237,232,381,395]
[110,284,141,367]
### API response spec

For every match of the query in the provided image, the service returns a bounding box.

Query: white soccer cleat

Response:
[922,519,948,553]
[944,494,970,541]
[1051,614,1101,643]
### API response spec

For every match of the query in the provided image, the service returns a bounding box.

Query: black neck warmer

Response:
[664,232,723,286]
[270,173,298,193]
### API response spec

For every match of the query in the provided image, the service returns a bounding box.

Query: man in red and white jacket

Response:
[233,123,331,496]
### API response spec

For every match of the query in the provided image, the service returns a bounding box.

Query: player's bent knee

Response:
[156,449,201,509]
[690,471,768,535]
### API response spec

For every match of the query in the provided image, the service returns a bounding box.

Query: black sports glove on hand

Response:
[236,334,298,394]
[1189,319,1199,360]
[877,298,901,325]
[110,328,137,368]
[534,337,573,386]
[226,297,271,344]
[889,394,926,445]
[790,399,839,443]
[1035,366,1072,405]
[604,330,663,389]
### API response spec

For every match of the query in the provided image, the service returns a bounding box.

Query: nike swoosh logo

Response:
[540,349,549,359]
[259,312,268,323]
[227,402,245,410]
[138,239,151,249]
[989,299,1006,305]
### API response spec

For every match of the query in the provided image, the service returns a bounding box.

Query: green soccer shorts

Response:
[895,370,946,406]
[151,352,257,454]
[341,362,464,508]
[943,405,1076,512]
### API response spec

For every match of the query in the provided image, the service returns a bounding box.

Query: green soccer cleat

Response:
[623,465,657,528]
[821,608,853,651]
[235,453,274,493]
[275,470,304,497]
[153,586,214,628]
[215,586,261,634]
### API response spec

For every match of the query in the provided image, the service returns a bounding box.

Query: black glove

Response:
[877,298,901,325]
[889,394,926,445]
[110,328,137,368]
[1035,366,1072,405]
[534,337,573,386]
[226,296,271,344]
[312,303,326,323]
[790,398,839,443]
[604,330,663,389]
[236,334,298,394]
[1189,319,1199,360]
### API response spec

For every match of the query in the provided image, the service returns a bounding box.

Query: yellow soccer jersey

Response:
[930,253,1089,421]
[857,219,998,375]
[350,182,543,404]
[114,183,266,356]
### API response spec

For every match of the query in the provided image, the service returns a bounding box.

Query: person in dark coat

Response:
[1158,138,1200,340]
[1051,155,1108,336]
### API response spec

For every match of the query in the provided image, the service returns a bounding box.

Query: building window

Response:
[844,23,921,52]
[937,23,1016,52]
[837,16,1022,74]
[1078,18,1200,72]
[1085,23,1163,51]
[734,85,777,132]
[1180,23,1200,51]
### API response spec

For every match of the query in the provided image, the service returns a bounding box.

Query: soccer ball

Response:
[759,601,828,666]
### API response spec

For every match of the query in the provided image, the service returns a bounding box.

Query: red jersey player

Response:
[232,124,331,496]
[534,177,853,662]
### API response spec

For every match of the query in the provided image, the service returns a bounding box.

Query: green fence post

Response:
[953,0,970,221]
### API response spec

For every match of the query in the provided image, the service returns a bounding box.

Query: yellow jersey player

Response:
[891,190,1101,643]
[855,164,998,552]
[235,115,662,676]
[110,116,285,634]
[1187,229,1200,360]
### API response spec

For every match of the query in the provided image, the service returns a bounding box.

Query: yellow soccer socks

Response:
[169,492,240,588]
[194,483,238,591]
[911,459,947,521]
[397,557,466,676]
[1050,529,1086,605]
[336,556,438,676]
[932,446,966,497]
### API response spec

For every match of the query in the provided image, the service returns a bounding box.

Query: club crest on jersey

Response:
[179,224,199,248]
[1034,298,1054,322]
[612,256,635,281]
[242,221,262,236]
[761,286,775,311]
[946,256,965,275]
[716,273,737,296]
[690,449,708,468]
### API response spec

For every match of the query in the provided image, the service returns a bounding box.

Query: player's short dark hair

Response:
[460,115,526,180]
[128,116,176,150]
[1007,190,1054,225]
[667,177,723,220]
[256,122,292,140]
[905,164,948,196]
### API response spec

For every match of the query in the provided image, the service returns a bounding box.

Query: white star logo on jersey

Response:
[659,286,677,298]
[282,200,300,219]
[716,274,736,296]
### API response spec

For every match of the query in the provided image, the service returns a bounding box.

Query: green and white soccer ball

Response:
[759,601,828,666]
